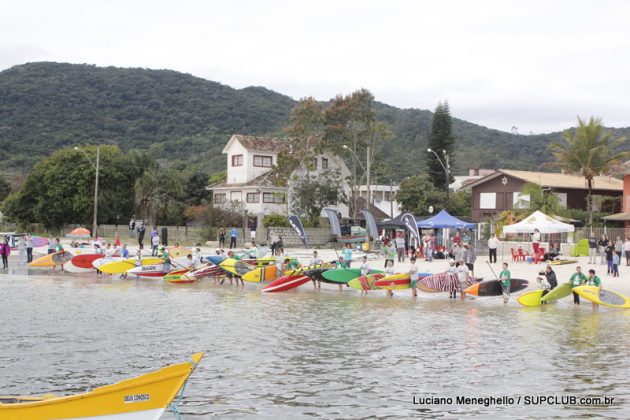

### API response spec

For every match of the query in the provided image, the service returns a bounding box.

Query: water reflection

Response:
[0,273,628,418]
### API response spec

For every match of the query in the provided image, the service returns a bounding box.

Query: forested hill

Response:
[2,62,629,182]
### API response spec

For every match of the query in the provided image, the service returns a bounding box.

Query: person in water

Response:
[569,266,586,305]
[586,269,602,312]
[499,262,511,304]
[384,259,395,298]
[408,256,419,298]
[310,251,323,289]
[359,255,371,296]
[447,259,458,299]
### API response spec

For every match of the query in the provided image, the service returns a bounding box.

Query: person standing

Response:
[569,266,586,305]
[1,239,10,269]
[624,237,630,266]
[137,225,146,250]
[612,252,620,277]
[395,233,405,263]
[588,234,597,265]
[47,236,55,255]
[17,236,27,265]
[447,259,458,298]
[310,251,323,289]
[598,234,609,265]
[487,233,499,263]
[384,240,396,268]
[605,243,614,274]
[219,228,226,249]
[359,256,371,296]
[408,256,419,298]
[463,242,477,280]
[457,257,470,301]
[129,217,136,238]
[26,234,33,263]
[229,226,238,249]
[499,262,511,304]
[119,244,130,279]
[151,233,160,257]
[161,246,171,273]
[384,260,395,297]
[531,228,541,255]
[423,233,433,262]
[586,269,602,311]
[342,243,353,268]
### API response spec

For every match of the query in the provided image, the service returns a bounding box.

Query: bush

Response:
[264,213,288,227]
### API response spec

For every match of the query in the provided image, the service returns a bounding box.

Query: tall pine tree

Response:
[425,101,455,190]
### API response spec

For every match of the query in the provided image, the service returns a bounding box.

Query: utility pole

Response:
[93,146,100,237]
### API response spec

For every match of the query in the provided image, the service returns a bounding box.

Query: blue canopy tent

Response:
[416,209,476,229]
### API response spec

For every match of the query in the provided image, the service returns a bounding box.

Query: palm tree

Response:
[548,117,630,227]
[135,166,184,225]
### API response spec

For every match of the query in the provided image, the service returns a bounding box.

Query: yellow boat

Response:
[0,352,204,420]
[99,257,162,274]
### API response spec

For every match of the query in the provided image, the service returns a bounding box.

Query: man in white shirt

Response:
[488,233,499,263]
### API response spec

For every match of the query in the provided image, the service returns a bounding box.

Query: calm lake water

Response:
[1,271,629,418]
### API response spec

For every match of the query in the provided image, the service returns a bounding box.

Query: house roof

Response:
[463,169,623,191]
[602,212,630,221]
[231,134,293,153]
[209,170,288,190]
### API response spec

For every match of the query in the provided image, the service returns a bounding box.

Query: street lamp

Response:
[342,144,371,210]
[427,148,451,205]
[74,146,100,238]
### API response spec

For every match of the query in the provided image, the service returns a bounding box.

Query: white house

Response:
[356,184,401,218]
[208,134,351,218]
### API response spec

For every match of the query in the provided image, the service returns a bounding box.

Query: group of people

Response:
[536,264,603,310]
[588,234,630,276]
[14,234,35,265]
[218,227,239,249]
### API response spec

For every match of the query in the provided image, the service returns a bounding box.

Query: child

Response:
[587,269,602,312]
[408,257,419,298]
[456,258,469,301]
[499,262,511,304]
[536,276,551,304]
[612,252,620,277]
[384,260,395,297]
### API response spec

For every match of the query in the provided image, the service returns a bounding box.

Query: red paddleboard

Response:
[262,275,310,293]
[71,253,103,269]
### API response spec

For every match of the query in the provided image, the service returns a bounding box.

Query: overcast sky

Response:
[3,0,630,134]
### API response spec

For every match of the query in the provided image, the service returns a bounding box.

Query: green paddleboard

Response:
[540,282,573,302]
[321,268,383,283]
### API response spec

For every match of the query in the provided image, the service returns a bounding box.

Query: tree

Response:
[517,182,561,216]
[396,175,446,216]
[290,170,347,226]
[0,175,11,203]
[426,101,455,191]
[134,166,184,226]
[548,117,630,227]
[2,146,141,229]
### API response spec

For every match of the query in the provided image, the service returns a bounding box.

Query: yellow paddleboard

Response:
[99,257,162,274]
[241,265,278,282]
[28,251,73,267]
[167,246,191,258]
[517,289,546,307]
[572,285,630,309]
[374,273,411,290]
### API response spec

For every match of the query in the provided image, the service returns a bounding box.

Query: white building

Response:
[356,184,401,218]
[208,134,351,218]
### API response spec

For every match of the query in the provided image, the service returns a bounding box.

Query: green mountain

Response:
[1,62,628,183]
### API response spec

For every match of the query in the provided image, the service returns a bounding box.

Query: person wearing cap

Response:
[447,259,458,298]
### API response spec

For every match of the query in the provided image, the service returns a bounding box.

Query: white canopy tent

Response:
[503,211,575,234]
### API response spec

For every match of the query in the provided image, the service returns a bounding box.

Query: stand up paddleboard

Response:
[464,279,529,297]
[572,285,630,309]
[262,275,311,292]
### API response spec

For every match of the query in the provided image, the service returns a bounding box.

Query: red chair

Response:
[517,248,528,261]
[510,248,519,262]
[533,248,546,264]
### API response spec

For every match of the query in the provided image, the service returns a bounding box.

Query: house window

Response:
[232,154,243,166]
[479,193,496,209]
[263,192,285,204]
[247,192,260,203]
[321,158,329,169]
[253,155,273,168]
[513,193,530,209]
[213,193,226,204]
[312,158,318,169]
[554,192,568,209]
